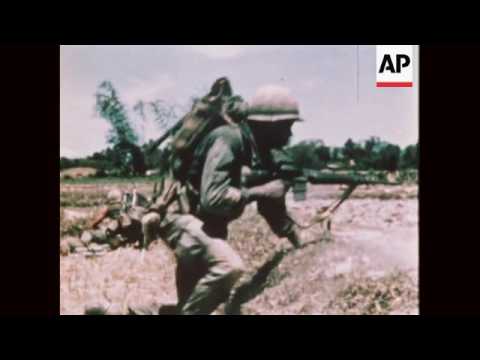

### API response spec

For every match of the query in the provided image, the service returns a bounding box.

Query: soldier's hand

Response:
[245,179,292,202]
[264,179,292,199]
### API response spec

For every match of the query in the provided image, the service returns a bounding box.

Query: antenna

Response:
[356,45,360,103]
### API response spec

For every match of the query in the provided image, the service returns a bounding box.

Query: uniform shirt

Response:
[187,122,294,238]
[93,203,145,243]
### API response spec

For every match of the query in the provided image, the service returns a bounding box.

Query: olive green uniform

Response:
[142,122,296,315]
[78,205,146,252]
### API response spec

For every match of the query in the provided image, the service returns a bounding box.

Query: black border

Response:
[1,44,59,315]
[3,43,480,316]
[419,44,480,315]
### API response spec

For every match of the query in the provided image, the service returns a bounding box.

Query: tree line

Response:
[60,137,418,176]
[60,81,418,177]
[286,138,418,172]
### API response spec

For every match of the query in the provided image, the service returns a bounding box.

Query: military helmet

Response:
[247,85,302,122]
[106,188,124,204]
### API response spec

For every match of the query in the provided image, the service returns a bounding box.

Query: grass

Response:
[61,176,161,185]
[61,167,97,179]
[61,170,417,185]
[60,191,107,207]
[324,271,417,315]
[60,181,418,315]
[60,208,89,237]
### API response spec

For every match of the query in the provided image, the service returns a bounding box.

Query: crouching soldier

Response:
[71,188,148,254]
[141,84,304,315]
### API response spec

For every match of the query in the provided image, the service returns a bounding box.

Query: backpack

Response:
[172,77,246,158]
[152,77,247,215]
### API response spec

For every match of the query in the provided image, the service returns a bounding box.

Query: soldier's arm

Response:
[257,198,301,248]
[257,197,294,237]
[199,135,247,217]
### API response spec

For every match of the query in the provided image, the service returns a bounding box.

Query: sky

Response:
[60,45,419,158]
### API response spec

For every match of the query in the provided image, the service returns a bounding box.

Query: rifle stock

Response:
[146,119,184,154]
[303,170,401,186]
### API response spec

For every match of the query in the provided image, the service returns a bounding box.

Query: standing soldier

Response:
[141,84,304,315]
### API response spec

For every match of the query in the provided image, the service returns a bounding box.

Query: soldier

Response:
[78,188,147,252]
[141,84,304,315]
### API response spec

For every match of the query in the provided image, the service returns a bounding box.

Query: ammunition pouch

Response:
[176,182,199,215]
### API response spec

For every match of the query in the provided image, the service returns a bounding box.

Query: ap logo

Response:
[376,45,413,87]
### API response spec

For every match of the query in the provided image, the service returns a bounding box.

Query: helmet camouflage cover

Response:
[106,188,124,205]
[247,85,302,122]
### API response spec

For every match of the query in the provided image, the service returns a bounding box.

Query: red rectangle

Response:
[376,82,413,87]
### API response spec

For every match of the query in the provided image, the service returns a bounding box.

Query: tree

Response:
[133,99,180,136]
[376,144,401,171]
[343,138,356,160]
[113,140,146,176]
[285,140,328,169]
[365,136,381,153]
[331,147,344,162]
[60,157,73,170]
[95,81,139,146]
[95,81,148,175]
[338,137,402,171]
[400,143,418,169]
[343,138,368,169]
[361,138,401,171]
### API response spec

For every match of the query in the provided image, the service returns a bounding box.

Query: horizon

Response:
[60,135,418,160]
[61,45,418,158]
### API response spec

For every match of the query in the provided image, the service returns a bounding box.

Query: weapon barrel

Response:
[242,169,272,188]
[306,172,362,185]
[146,119,184,154]
[305,170,400,186]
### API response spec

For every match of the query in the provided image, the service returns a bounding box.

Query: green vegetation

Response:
[62,81,418,178]
[286,137,418,172]
[61,138,418,181]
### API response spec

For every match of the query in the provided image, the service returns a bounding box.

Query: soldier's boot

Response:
[63,236,88,254]
[127,302,161,315]
[141,212,162,249]
[179,238,245,315]
[158,304,180,315]
[84,301,124,315]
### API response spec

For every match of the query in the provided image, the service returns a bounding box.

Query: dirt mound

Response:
[61,167,98,179]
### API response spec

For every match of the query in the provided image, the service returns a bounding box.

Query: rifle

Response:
[145,119,184,155]
[244,165,400,197]
[243,150,401,229]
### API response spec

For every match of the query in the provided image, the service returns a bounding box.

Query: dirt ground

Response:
[60,183,418,315]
